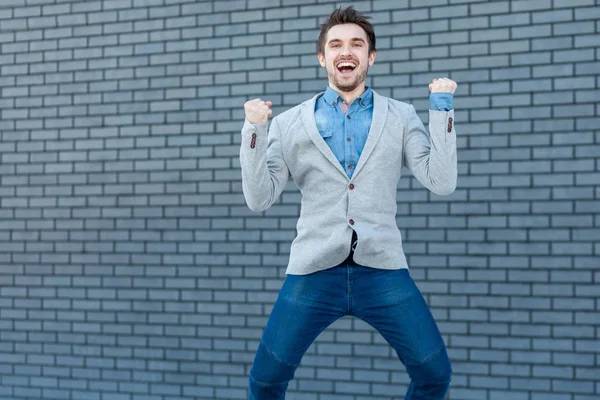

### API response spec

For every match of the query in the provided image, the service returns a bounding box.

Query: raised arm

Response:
[239,99,290,212]
[403,78,458,196]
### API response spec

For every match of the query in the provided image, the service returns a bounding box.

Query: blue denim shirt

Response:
[315,86,453,178]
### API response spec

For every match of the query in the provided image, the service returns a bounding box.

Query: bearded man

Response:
[240,6,458,400]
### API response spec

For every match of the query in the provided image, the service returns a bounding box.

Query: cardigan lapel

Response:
[301,93,348,178]
[300,89,388,180]
[351,89,388,179]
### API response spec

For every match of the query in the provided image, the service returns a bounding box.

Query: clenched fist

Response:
[429,77,457,94]
[244,99,273,125]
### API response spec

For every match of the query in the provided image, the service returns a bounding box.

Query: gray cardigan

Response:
[239,89,457,275]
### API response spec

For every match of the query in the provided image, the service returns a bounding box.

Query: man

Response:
[240,6,457,400]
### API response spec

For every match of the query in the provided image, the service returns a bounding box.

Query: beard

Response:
[326,59,368,92]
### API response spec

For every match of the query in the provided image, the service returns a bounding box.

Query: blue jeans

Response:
[248,260,452,399]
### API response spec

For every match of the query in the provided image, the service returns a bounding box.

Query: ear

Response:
[368,51,376,67]
[317,52,326,68]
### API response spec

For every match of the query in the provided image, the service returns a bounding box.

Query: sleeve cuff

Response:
[429,92,453,111]
[243,118,268,134]
[241,118,269,151]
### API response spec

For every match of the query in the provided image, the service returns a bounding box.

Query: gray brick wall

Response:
[0,0,598,399]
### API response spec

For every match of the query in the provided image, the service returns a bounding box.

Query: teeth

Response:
[337,62,356,69]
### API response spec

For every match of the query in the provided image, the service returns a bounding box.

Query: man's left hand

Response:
[429,78,457,94]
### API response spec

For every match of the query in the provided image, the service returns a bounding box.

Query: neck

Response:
[330,83,366,105]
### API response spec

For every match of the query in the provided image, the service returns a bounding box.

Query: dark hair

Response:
[318,6,376,55]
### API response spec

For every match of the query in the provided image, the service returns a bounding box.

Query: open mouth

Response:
[336,61,357,75]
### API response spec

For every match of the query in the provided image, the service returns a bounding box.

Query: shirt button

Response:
[346,137,351,142]
[347,165,353,169]
[349,219,354,225]
[348,183,354,190]
[347,114,351,119]
[332,102,336,107]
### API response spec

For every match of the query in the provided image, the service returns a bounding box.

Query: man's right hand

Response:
[244,99,272,125]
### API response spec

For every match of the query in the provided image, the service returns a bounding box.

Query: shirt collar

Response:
[322,85,373,108]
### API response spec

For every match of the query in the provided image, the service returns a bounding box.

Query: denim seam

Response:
[259,340,299,368]
[417,343,445,366]
[249,374,279,387]
[409,344,451,385]
[412,376,452,385]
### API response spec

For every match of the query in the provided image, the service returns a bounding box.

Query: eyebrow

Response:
[328,38,366,45]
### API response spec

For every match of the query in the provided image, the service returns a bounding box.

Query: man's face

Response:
[318,23,376,93]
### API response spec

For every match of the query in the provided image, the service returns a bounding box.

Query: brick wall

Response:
[0,0,598,399]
